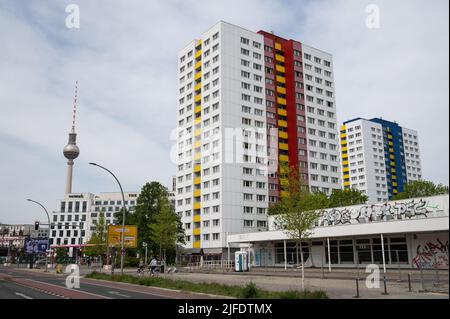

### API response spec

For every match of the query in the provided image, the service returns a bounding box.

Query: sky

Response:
[0,0,448,224]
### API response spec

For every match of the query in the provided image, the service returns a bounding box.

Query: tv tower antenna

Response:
[63,81,80,194]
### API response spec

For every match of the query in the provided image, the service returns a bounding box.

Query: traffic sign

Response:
[107,225,137,248]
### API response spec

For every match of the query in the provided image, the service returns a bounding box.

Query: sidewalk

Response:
[155,271,448,299]
[184,266,449,282]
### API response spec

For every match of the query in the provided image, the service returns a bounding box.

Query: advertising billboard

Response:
[24,238,48,254]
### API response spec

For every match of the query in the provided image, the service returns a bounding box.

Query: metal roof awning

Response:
[179,248,203,254]
[228,216,449,244]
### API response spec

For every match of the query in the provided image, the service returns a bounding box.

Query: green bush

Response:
[240,282,260,299]
[85,271,329,299]
[124,257,140,268]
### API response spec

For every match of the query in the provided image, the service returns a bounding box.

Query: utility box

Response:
[235,251,249,272]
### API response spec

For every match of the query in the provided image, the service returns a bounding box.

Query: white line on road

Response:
[108,291,131,298]
[19,279,112,299]
[15,292,33,299]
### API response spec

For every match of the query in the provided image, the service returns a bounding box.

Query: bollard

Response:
[419,263,425,292]
[353,278,360,298]
[381,276,389,295]
[408,273,412,292]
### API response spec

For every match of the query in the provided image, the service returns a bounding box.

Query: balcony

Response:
[279,154,289,162]
[194,128,202,137]
[277,108,287,116]
[340,133,347,139]
[193,228,201,236]
[342,160,349,166]
[194,117,202,125]
[276,65,285,73]
[194,140,201,149]
[195,60,202,70]
[341,146,348,152]
[194,164,201,173]
[193,202,201,210]
[194,83,202,92]
[278,131,288,139]
[195,72,202,80]
[193,214,201,222]
[194,105,202,114]
[278,120,287,127]
[194,94,202,103]
[277,86,286,94]
[275,42,282,51]
[277,97,287,105]
[194,177,201,185]
[195,50,202,59]
[193,190,201,198]
[276,75,286,84]
[193,241,200,248]
[275,54,285,62]
[193,152,201,161]
[279,143,289,151]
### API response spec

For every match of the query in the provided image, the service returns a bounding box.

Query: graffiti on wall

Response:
[318,199,441,227]
[412,239,449,269]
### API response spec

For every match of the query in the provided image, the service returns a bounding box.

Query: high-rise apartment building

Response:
[340,118,422,203]
[176,21,341,257]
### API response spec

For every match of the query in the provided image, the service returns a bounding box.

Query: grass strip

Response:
[85,271,328,299]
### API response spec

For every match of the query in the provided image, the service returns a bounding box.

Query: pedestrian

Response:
[149,257,157,276]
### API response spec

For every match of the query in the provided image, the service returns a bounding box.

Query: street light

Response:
[26,199,51,272]
[143,242,148,265]
[89,162,127,276]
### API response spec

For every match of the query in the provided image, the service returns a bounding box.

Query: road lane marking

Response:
[14,279,112,299]
[81,279,177,299]
[15,292,33,299]
[108,291,131,298]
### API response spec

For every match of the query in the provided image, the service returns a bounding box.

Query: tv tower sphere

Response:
[63,132,80,160]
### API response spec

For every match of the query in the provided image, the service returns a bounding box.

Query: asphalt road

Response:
[0,278,62,299]
[0,268,172,299]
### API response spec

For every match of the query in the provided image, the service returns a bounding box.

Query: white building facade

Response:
[49,192,138,255]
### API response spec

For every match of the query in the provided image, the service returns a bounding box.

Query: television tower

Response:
[63,81,80,194]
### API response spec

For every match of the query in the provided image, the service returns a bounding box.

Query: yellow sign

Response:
[107,225,137,248]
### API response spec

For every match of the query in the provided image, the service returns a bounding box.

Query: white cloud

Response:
[0,0,448,224]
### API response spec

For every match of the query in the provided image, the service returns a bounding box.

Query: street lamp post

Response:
[143,242,148,265]
[26,199,51,272]
[89,163,127,276]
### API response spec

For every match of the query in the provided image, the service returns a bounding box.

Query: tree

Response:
[55,247,68,258]
[393,180,449,200]
[269,163,327,291]
[84,214,107,258]
[116,182,179,260]
[149,204,185,264]
[327,189,368,208]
